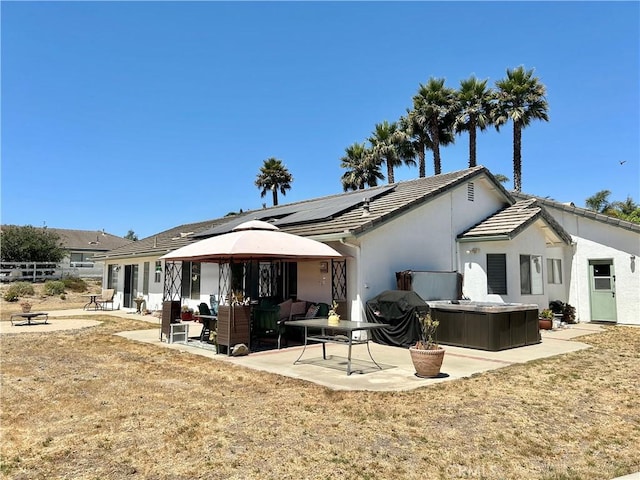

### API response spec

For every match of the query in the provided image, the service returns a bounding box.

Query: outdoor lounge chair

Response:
[96,289,115,310]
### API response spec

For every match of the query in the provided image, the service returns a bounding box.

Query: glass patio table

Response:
[287,318,389,375]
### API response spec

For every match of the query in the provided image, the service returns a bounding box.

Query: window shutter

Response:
[487,254,507,294]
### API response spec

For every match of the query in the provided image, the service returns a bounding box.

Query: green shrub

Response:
[60,293,66,300]
[3,289,18,302]
[3,282,35,301]
[44,280,66,296]
[62,276,88,293]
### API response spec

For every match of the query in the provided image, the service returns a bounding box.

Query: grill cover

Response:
[366,290,429,347]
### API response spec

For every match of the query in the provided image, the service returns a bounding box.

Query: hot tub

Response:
[427,301,540,351]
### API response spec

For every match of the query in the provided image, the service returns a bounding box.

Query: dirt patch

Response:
[1,315,638,479]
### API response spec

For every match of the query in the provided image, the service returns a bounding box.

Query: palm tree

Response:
[340,142,384,191]
[493,173,510,184]
[612,196,639,216]
[411,77,458,175]
[454,76,495,168]
[585,190,612,213]
[399,112,429,178]
[368,120,415,184]
[255,157,293,206]
[494,66,549,192]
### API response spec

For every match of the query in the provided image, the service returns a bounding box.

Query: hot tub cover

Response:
[366,290,429,347]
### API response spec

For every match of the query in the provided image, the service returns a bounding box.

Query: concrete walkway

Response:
[1,308,605,392]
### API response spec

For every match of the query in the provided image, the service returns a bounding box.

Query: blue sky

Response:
[2,1,638,239]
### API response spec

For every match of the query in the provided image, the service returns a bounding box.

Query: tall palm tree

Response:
[368,120,415,184]
[399,112,429,178]
[494,66,549,192]
[454,76,495,168]
[255,157,293,206]
[340,142,384,191]
[411,77,458,175]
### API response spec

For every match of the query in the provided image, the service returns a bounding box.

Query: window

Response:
[520,255,543,294]
[487,254,507,294]
[70,252,94,266]
[154,261,162,283]
[143,262,150,295]
[547,258,562,284]
[592,263,613,290]
[181,261,201,299]
[107,264,118,290]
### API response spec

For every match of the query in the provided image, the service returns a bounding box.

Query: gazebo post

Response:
[216,259,251,355]
[161,261,182,340]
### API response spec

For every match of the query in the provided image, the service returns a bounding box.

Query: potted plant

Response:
[327,300,340,326]
[409,310,445,378]
[539,308,553,330]
[549,300,577,324]
[180,305,194,321]
[20,300,32,313]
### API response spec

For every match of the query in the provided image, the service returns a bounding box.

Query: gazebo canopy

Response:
[160,220,343,262]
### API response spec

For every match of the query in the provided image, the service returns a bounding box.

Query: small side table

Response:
[169,323,189,344]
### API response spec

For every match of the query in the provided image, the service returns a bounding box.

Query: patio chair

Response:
[96,289,115,310]
[197,303,218,349]
[252,299,293,349]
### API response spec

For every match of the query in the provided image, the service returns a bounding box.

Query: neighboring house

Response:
[97,166,640,326]
[0,226,131,280]
[47,228,132,278]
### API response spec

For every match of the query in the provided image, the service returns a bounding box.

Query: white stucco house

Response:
[96,166,640,326]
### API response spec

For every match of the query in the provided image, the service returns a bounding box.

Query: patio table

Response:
[10,312,49,326]
[81,294,101,311]
[288,318,389,375]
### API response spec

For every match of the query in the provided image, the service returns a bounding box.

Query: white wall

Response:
[545,207,640,325]
[296,260,333,304]
[460,223,555,310]
[567,236,640,325]
[349,176,507,321]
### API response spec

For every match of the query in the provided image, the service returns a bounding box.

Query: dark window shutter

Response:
[487,254,507,294]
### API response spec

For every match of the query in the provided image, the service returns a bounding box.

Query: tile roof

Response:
[458,199,573,245]
[204,166,498,239]
[512,192,640,234]
[43,228,131,252]
[99,166,506,259]
[94,217,232,260]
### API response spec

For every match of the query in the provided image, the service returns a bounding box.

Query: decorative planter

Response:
[21,305,32,313]
[539,319,553,330]
[409,346,445,378]
[328,314,340,326]
[181,312,193,321]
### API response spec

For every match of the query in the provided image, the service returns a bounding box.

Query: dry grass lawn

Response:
[0,296,638,479]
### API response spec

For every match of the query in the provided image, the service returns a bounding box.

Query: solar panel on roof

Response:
[194,184,395,238]
[273,185,394,226]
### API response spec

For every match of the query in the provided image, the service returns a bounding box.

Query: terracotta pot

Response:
[181,312,193,321]
[539,319,553,330]
[409,346,445,378]
[21,305,32,313]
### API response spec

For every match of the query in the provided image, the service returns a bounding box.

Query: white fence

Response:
[0,262,103,282]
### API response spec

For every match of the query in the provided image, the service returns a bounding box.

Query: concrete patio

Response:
[114,315,604,392]
[2,308,605,392]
